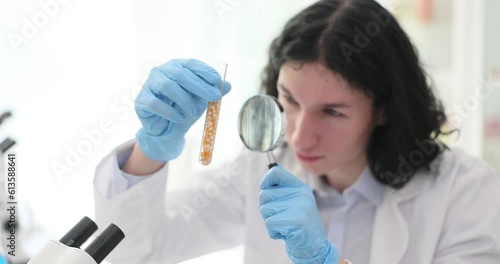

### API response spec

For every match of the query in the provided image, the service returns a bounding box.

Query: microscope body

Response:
[27,241,98,264]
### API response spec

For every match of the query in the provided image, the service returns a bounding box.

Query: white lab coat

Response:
[94,141,500,264]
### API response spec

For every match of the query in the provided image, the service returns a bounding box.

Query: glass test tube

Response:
[199,62,228,166]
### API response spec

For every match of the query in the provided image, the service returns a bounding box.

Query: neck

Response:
[325,156,368,193]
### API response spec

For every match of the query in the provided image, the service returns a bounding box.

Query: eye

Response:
[324,108,343,117]
[283,94,298,105]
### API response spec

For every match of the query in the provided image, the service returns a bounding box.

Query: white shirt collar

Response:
[307,167,385,206]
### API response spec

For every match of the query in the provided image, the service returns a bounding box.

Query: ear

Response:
[375,108,387,126]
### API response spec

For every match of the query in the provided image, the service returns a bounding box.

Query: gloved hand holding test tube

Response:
[134,59,231,163]
[199,62,228,166]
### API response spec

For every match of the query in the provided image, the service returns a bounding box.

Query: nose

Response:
[290,112,319,151]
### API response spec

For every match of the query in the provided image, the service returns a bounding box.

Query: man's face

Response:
[277,61,383,177]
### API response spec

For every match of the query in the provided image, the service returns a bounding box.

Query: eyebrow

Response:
[278,84,351,108]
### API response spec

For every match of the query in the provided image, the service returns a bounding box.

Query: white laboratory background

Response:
[0,0,498,263]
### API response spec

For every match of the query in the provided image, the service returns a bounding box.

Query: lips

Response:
[296,153,323,163]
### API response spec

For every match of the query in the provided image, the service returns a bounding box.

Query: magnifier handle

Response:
[268,163,278,169]
[267,151,278,169]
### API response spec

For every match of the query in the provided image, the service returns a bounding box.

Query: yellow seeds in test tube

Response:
[199,62,227,166]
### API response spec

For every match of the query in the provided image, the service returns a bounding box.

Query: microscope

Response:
[28,216,124,264]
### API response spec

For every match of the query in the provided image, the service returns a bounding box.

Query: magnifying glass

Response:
[237,95,286,169]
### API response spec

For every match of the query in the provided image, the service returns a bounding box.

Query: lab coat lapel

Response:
[370,172,432,264]
[369,189,409,264]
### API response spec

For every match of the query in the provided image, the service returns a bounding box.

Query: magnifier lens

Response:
[238,95,286,168]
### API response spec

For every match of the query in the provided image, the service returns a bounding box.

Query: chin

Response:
[298,161,329,175]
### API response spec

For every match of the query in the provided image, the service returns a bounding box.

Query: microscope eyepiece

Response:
[84,224,125,263]
[59,216,98,248]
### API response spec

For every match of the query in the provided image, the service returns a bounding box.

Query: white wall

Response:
[483,0,500,172]
[0,0,137,257]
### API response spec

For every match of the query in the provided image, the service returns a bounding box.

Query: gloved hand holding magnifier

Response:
[238,95,340,264]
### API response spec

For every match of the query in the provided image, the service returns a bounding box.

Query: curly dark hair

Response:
[261,0,448,189]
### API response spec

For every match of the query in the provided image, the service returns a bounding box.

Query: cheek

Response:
[318,124,346,148]
[329,120,375,150]
[284,115,296,140]
[320,119,373,149]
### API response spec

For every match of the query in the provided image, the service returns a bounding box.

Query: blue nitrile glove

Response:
[259,166,340,264]
[135,59,231,162]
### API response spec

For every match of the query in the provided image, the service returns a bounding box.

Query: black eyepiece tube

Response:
[0,111,12,125]
[84,223,125,263]
[59,216,98,248]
